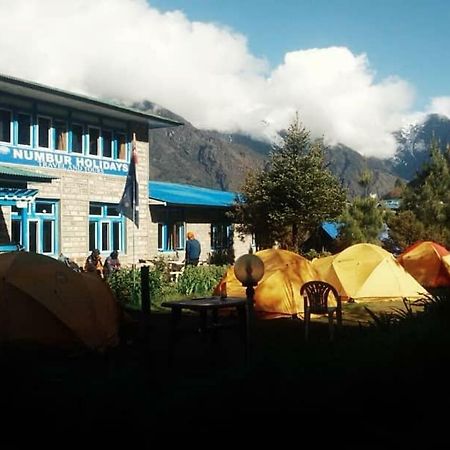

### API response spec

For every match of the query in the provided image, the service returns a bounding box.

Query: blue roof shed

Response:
[148,181,237,207]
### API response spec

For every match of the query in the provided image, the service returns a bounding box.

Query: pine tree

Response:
[337,188,386,248]
[231,118,347,251]
[392,138,450,247]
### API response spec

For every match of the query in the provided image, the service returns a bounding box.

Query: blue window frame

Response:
[54,119,68,151]
[89,203,124,254]
[102,129,113,158]
[211,223,233,250]
[1,102,131,162]
[0,108,12,143]
[10,199,59,255]
[16,112,32,146]
[158,222,185,252]
[37,116,52,149]
[70,123,84,153]
[115,132,127,160]
[88,126,100,156]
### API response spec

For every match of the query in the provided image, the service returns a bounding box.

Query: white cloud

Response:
[0,0,423,158]
[425,97,450,118]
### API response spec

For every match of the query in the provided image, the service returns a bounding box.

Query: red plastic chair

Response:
[300,281,342,341]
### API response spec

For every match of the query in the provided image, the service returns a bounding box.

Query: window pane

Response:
[117,133,126,159]
[175,222,185,249]
[211,223,231,250]
[158,224,163,250]
[89,222,96,251]
[112,222,120,251]
[35,202,53,214]
[101,222,109,251]
[89,205,102,215]
[11,219,21,244]
[72,124,83,153]
[89,127,99,156]
[29,221,37,252]
[42,221,53,253]
[54,120,67,151]
[106,206,119,216]
[18,113,31,145]
[38,117,51,148]
[102,130,112,158]
[0,109,11,143]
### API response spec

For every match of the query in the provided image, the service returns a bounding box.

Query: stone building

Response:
[0,73,181,266]
[0,74,252,266]
[148,181,253,264]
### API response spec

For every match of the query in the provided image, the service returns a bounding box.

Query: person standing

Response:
[84,248,103,277]
[103,250,121,279]
[185,231,201,266]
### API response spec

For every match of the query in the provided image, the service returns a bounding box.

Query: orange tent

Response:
[397,241,450,288]
[214,248,318,315]
[0,251,120,350]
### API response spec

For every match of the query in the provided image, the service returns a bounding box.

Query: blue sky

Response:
[1,0,449,158]
[149,0,450,109]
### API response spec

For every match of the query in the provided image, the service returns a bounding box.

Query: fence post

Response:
[141,265,150,315]
[139,265,150,343]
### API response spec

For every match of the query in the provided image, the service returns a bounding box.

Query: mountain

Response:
[391,114,450,180]
[142,101,450,197]
[325,144,399,197]
[144,103,267,191]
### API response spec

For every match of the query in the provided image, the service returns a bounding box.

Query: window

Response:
[54,119,67,151]
[11,218,21,245]
[17,113,31,146]
[116,132,127,160]
[158,222,185,251]
[38,116,51,148]
[71,123,83,153]
[89,127,100,156]
[102,129,112,158]
[89,203,124,253]
[211,223,232,250]
[10,199,59,255]
[0,109,11,143]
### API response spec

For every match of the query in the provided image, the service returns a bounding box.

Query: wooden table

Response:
[161,296,249,365]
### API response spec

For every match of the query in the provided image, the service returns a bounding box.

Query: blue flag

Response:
[118,136,139,228]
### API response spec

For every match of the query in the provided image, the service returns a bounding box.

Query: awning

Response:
[0,187,39,205]
[0,164,56,182]
[148,181,237,207]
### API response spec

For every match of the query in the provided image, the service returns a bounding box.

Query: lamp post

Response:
[234,252,264,364]
[234,253,265,311]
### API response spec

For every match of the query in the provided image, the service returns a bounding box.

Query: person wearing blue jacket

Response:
[185,231,201,266]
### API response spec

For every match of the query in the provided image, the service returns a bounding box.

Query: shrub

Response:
[176,264,228,296]
[302,248,331,260]
[106,266,165,308]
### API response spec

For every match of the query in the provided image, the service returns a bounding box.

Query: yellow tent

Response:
[312,243,429,302]
[397,241,450,288]
[214,248,318,315]
[0,251,120,350]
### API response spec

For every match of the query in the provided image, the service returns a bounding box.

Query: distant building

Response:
[381,198,401,210]
[301,221,341,254]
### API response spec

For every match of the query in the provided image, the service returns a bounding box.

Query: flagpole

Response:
[132,133,137,303]
[118,131,139,305]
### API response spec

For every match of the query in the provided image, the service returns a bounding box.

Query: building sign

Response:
[0,145,128,176]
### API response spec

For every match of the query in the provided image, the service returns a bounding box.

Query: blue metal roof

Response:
[321,221,341,239]
[148,181,237,207]
[0,187,39,204]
